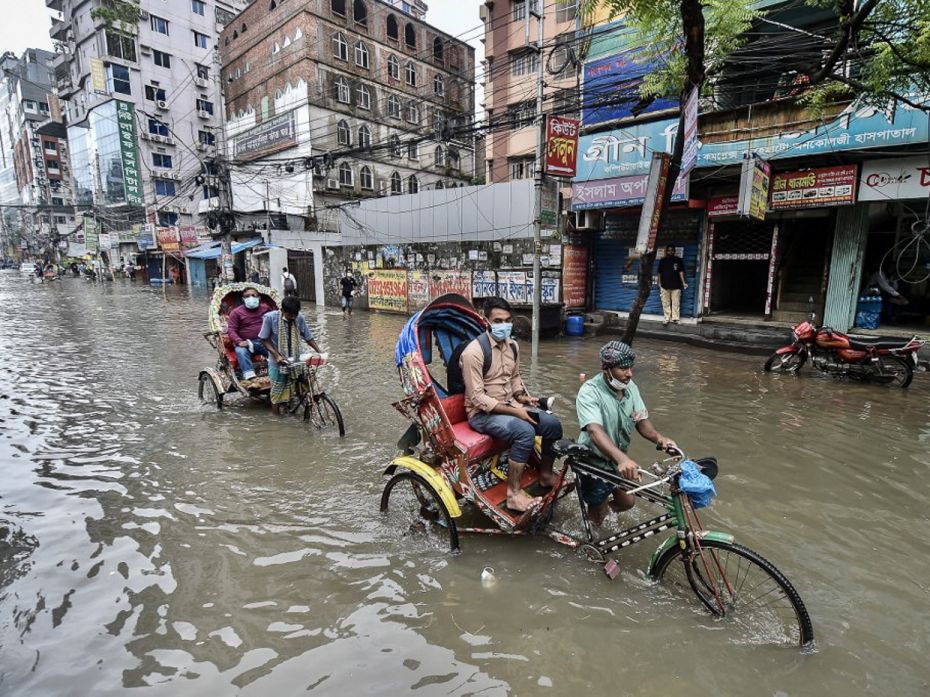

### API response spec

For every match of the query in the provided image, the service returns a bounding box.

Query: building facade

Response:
[0,49,74,259]
[220,0,476,234]
[480,0,578,183]
[50,0,249,241]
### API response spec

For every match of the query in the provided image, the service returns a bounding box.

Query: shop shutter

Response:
[595,212,701,318]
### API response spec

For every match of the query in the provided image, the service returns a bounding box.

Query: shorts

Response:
[341,295,353,309]
[579,464,620,507]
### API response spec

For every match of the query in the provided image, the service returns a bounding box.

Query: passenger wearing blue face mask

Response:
[461,297,563,512]
[227,286,272,381]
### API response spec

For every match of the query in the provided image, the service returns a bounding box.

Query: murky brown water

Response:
[1,272,929,696]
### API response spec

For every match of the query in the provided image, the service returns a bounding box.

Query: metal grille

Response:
[712,221,774,256]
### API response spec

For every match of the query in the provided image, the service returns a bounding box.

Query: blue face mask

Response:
[490,323,512,342]
[244,296,260,310]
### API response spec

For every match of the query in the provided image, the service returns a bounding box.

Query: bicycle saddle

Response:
[551,439,595,459]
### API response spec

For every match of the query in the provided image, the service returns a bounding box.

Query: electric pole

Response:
[531,1,545,360]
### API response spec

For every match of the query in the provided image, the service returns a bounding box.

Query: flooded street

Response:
[2,273,929,696]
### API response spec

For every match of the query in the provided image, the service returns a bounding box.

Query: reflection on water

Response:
[1,274,929,695]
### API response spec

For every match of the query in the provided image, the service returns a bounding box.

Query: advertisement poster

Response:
[635,153,671,254]
[572,171,688,210]
[233,109,298,161]
[407,270,430,310]
[858,156,930,201]
[545,116,580,176]
[83,216,98,252]
[581,48,678,126]
[472,270,498,298]
[770,165,857,209]
[115,101,144,206]
[707,195,739,217]
[429,270,471,300]
[156,227,180,253]
[681,86,699,175]
[737,156,771,220]
[562,245,588,308]
[368,270,408,313]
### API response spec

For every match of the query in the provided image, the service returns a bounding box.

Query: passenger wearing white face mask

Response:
[227,286,272,381]
[460,297,563,513]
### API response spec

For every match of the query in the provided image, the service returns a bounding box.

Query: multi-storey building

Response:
[220,0,476,233]
[50,0,249,236]
[480,0,579,183]
[0,48,74,258]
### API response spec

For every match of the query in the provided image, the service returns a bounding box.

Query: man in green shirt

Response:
[575,341,677,526]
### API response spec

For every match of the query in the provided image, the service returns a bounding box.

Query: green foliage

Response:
[90,0,143,32]
[579,0,759,99]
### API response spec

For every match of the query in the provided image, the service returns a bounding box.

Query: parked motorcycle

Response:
[763,316,923,388]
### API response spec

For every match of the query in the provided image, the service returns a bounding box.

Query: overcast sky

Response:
[3,0,485,109]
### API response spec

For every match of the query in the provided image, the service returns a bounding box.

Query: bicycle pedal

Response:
[603,559,620,580]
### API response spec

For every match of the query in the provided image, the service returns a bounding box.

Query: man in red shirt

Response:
[227,287,272,380]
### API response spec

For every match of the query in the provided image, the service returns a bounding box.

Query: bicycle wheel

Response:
[650,539,814,648]
[874,356,913,388]
[198,373,223,409]
[764,351,806,373]
[380,471,459,553]
[304,393,345,436]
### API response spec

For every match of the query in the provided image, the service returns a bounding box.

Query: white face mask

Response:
[605,370,630,392]
[243,296,260,310]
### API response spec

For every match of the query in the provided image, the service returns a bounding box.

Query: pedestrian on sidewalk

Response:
[658,245,687,326]
[281,267,297,297]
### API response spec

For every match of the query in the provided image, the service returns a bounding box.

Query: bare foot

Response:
[507,491,542,512]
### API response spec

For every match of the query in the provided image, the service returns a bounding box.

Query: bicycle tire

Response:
[303,393,346,436]
[380,471,459,552]
[650,539,814,648]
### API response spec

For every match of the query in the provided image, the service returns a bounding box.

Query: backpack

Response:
[446,332,518,395]
[283,275,295,292]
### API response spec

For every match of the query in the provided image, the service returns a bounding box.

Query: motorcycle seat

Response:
[848,338,910,351]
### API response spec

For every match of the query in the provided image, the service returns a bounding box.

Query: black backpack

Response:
[446,332,518,395]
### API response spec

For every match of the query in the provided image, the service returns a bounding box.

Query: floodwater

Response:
[1,273,929,697]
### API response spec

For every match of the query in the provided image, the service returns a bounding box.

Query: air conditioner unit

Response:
[575,209,602,230]
[194,77,209,88]
[197,109,211,119]
[139,10,150,20]
[156,100,168,110]
[165,171,181,181]
[196,142,207,152]
[326,179,339,190]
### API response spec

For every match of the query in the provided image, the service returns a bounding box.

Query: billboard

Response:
[582,49,678,126]
[770,165,857,209]
[544,116,580,177]
[233,110,298,161]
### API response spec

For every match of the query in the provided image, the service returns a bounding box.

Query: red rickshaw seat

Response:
[440,394,505,462]
[221,335,267,370]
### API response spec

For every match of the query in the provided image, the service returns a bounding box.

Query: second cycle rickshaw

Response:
[380,293,814,648]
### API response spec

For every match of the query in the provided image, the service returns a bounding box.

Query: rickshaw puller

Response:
[461,297,563,513]
[259,295,322,415]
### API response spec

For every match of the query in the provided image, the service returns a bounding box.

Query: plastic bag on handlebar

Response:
[679,459,716,509]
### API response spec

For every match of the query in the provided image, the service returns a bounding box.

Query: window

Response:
[386,14,398,40]
[192,0,205,15]
[46,159,60,171]
[199,130,215,145]
[153,153,173,168]
[510,157,533,179]
[357,84,371,109]
[389,135,401,157]
[145,85,167,101]
[387,93,401,118]
[334,76,350,103]
[434,145,444,167]
[106,63,131,95]
[360,165,373,190]
[158,212,178,227]
[387,54,399,80]
[556,0,577,23]
[148,118,169,136]
[154,179,176,196]
[433,37,444,62]
[196,99,214,114]
[106,32,136,61]
[512,0,538,22]
[153,50,171,68]
[193,31,209,49]
[337,119,351,145]
[508,100,536,129]
[390,171,402,193]
[407,175,419,194]
[433,74,444,96]
[203,185,219,199]
[406,102,419,124]
[404,23,416,48]
[216,6,235,24]
[332,0,346,16]
[333,32,348,61]
[448,148,460,170]
[353,0,367,25]
[405,61,417,86]
[435,181,444,189]
[196,64,209,79]
[338,162,352,186]
[407,141,418,160]
[358,124,371,148]
[44,141,57,152]
[23,100,36,112]
[150,15,169,35]
[39,102,49,114]
[355,42,369,68]
[510,50,539,77]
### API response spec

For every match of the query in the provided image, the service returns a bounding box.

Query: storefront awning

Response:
[185,238,264,260]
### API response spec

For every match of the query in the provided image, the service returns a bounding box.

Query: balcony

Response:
[50,18,69,41]
[46,0,62,9]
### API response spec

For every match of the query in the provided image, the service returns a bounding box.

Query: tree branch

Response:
[808,0,882,85]
[825,73,930,112]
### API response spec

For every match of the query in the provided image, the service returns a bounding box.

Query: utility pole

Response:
[531,0,545,361]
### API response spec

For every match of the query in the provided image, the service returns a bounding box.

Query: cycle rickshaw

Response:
[198,282,345,436]
[380,293,813,648]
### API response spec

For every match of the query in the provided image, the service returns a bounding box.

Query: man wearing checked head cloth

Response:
[575,341,678,526]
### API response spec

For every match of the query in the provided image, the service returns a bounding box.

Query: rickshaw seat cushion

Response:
[440,394,505,461]
[221,335,267,369]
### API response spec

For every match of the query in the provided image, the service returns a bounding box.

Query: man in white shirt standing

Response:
[281,267,297,297]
